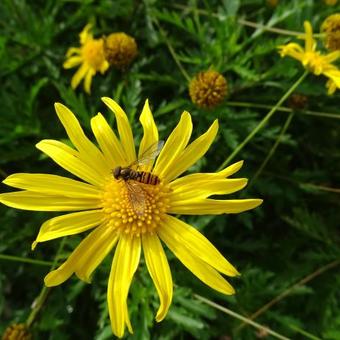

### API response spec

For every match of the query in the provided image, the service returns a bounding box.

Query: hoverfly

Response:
[113,140,164,215]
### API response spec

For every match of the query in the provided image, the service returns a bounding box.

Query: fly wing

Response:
[126,181,146,216]
[129,140,164,168]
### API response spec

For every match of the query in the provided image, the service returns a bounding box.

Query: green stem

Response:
[235,259,340,332]
[171,4,305,37]
[26,238,66,328]
[153,19,191,83]
[237,18,302,37]
[251,112,295,183]
[218,71,308,170]
[226,101,340,120]
[0,254,53,266]
[194,294,291,340]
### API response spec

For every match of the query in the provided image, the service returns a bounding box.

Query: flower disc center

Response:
[82,39,105,69]
[102,179,170,236]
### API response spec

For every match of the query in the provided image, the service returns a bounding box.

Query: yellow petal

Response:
[54,103,110,177]
[71,63,89,90]
[218,160,244,177]
[91,113,127,168]
[304,21,314,52]
[3,173,101,198]
[139,99,159,172]
[75,229,118,283]
[278,43,304,61]
[108,235,141,338]
[83,68,95,94]
[36,140,104,187]
[170,178,248,201]
[100,60,110,74]
[153,111,192,180]
[44,223,111,286]
[323,51,340,64]
[165,120,219,182]
[159,224,235,295]
[160,216,239,276]
[102,97,136,165]
[324,69,340,91]
[142,233,173,322]
[169,198,263,215]
[80,23,93,44]
[169,160,244,187]
[33,210,104,247]
[66,47,81,58]
[63,56,83,69]
[0,191,100,211]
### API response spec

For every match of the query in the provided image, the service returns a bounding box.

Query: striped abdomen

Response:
[132,170,160,185]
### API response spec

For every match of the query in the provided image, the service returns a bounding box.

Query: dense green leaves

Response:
[1,0,340,339]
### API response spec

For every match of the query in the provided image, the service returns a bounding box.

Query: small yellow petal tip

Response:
[101,96,111,103]
[31,240,38,251]
[254,199,264,207]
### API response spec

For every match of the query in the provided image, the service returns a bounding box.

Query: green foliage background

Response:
[1,0,340,339]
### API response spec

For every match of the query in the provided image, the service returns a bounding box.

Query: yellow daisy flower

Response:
[278,21,340,94]
[0,98,262,338]
[63,24,109,94]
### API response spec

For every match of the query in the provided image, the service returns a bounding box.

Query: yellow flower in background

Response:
[323,0,338,5]
[104,32,138,70]
[321,13,340,51]
[63,24,109,94]
[0,98,262,338]
[189,70,228,109]
[266,0,279,8]
[278,21,340,95]
[2,323,32,340]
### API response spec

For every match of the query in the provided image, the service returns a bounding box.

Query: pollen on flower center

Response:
[102,179,170,236]
[82,39,106,70]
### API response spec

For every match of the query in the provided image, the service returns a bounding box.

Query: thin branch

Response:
[235,259,340,331]
[171,4,305,37]
[251,112,295,183]
[0,253,53,266]
[194,294,291,340]
[152,19,191,83]
[226,101,340,120]
[218,71,308,170]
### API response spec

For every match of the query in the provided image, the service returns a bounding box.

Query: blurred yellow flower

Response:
[0,99,262,338]
[278,21,340,95]
[323,0,337,5]
[266,0,279,8]
[189,70,228,109]
[63,24,109,94]
[104,32,138,69]
[2,323,32,340]
[321,13,340,51]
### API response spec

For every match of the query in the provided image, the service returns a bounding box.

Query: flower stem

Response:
[26,238,66,328]
[218,70,308,171]
[194,294,291,340]
[153,19,191,83]
[235,259,340,332]
[226,101,340,120]
[251,112,295,183]
[0,253,53,266]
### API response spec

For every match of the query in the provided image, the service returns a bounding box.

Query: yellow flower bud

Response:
[321,13,340,51]
[104,33,138,69]
[189,70,228,109]
[2,323,32,340]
